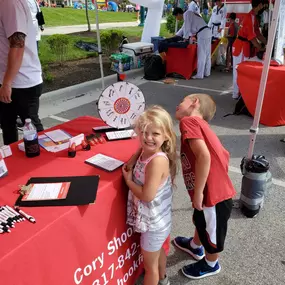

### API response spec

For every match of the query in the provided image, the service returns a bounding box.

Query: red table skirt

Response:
[237,61,285,126]
[166,44,198,79]
[0,116,170,285]
[165,41,220,80]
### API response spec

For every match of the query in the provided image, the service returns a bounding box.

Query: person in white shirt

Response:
[27,0,44,50]
[0,0,43,145]
[208,0,227,39]
[188,0,200,14]
[173,7,212,79]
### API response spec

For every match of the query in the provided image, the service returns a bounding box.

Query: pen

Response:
[0,207,19,223]
[0,212,15,225]
[0,210,16,224]
[5,205,24,222]
[14,207,36,223]
[0,225,11,233]
[0,216,14,228]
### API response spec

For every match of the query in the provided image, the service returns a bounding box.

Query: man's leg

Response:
[194,38,207,79]
[204,37,212,77]
[0,94,18,145]
[15,84,44,132]
[232,52,243,99]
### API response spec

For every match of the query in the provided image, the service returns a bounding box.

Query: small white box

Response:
[18,142,25,152]
[0,145,12,158]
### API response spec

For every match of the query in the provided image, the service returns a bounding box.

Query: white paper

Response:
[106,129,136,140]
[0,159,8,178]
[25,183,64,201]
[45,130,71,143]
[85,154,124,171]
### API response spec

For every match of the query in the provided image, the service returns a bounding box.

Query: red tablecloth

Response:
[237,61,285,126]
[166,44,198,79]
[165,41,220,80]
[0,116,169,285]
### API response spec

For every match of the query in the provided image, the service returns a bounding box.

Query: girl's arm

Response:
[125,148,142,171]
[124,156,168,202]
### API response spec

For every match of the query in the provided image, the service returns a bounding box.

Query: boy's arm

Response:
[189,139,211,210]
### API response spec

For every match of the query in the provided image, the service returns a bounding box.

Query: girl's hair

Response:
[135,106,177,182]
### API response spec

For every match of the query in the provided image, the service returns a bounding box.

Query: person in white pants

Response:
[173,8,212,79]
[208,0,226,39]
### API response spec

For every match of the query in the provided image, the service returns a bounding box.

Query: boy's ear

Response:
[192,97,199,106]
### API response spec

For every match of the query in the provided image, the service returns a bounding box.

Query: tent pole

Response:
[94,0,105,90]
[247,0,281,159]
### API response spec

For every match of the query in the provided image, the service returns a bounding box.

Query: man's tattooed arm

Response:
[8,32,26,48]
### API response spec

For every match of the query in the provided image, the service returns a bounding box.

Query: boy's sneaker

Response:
[158,275,170,285]
[181,258,221,280]
[173,237,205,260]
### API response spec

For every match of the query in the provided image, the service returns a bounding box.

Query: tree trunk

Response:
[85,0,91,32]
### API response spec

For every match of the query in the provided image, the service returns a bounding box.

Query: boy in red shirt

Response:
[174,93,236,279]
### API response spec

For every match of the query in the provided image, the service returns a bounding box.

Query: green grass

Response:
[39,24,173,65]
[42,8,137,27]
[39,35,97,65]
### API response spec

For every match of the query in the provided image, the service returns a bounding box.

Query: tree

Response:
[85,0,91,32]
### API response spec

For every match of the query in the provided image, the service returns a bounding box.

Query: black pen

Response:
[0,216,14,228]
[0,211,15,225]
[0,225,11,233]
[14,207,36,223]
[4,205,24,222]
[0,207,18,223]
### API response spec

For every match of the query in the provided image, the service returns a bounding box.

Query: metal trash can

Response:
[240,155,272,218]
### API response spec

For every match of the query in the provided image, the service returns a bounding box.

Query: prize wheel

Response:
[97,82,146,129]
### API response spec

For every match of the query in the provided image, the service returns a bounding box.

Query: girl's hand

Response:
[122,164,132,182]
[193,192,204,211]
[125,161,134,172]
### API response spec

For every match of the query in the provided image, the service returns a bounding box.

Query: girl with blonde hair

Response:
[122,105,177,285]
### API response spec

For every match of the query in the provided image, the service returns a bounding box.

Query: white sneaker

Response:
[191,75,203,79]
[232,94,239,100]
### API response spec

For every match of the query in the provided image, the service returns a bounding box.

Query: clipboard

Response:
[15,175,99,207]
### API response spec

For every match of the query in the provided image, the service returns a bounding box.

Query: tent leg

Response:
[246,0,281,159]
[94,1,105,90]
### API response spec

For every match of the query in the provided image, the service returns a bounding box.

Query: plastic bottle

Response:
[23,119,40,158]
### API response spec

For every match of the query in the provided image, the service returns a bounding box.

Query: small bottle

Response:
[23,119,40,158]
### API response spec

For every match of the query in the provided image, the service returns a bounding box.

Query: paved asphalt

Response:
[43,20,166,35]
[1,68,285,284]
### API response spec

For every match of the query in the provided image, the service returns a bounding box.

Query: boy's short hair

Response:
[229,12,236,20]
[172,7,184,16]
[187,93,216,121]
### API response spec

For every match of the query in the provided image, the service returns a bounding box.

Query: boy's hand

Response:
[193,192,204,211]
